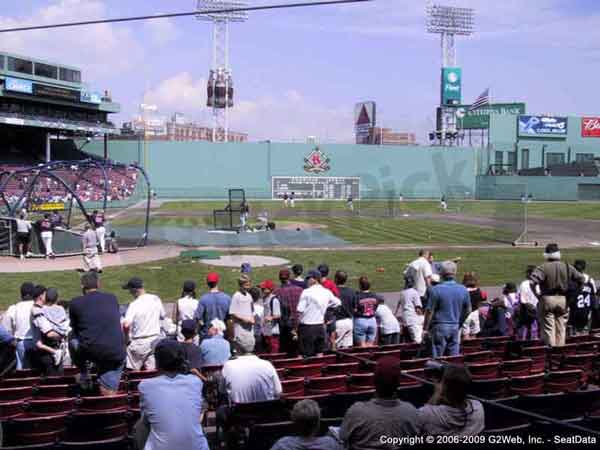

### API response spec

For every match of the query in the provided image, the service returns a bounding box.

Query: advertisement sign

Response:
[81,90,102,104]
[518,115,568,138]
[441,67,462,106]
[354,102,376,144]
[4,77,33,94]
[33,83,80,102]
[452,103,526,129]
[30,203,65,212]
[582,117,600,137]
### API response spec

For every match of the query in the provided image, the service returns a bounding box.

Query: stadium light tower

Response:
[426,4,474,146]
[196,0,248,143]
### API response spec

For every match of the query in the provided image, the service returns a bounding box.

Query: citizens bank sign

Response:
[582,117,600,137]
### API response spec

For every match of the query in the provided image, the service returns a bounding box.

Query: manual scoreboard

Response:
[272,176,360,200]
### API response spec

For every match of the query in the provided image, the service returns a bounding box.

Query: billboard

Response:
[582,117,600,137]
[81,90,102,104]
[518,115,567,138]
[4,77,33,94]
[453,103,526,129]
[354,101,376,144]
[441,67,461,106]
[33,83,80,102]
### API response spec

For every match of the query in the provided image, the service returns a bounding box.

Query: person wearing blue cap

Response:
[296,270,341,357]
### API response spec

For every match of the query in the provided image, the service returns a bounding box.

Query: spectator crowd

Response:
[0,242,597,449]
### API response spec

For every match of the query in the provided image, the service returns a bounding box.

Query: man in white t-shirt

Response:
[122,277,166,370]
[376,299,400,345]
[176,280,199,343]
[2,282,35,369]
[218,332,282,449]
[405,250,433,299]
[228,275,255,351]
[15,213,32,260]
[297,270,341,357]
[396,275,424,344]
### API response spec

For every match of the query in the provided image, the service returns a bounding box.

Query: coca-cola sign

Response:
[582,117,600,137]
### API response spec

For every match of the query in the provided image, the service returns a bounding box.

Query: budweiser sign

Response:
[582,117,600,137]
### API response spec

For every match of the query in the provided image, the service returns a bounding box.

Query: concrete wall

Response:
[87,140,478,199]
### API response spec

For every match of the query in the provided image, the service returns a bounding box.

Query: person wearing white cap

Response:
[199,319,231,366]
[530,243,587,347]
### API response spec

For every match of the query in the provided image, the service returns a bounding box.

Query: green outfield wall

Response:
[86,140,478,199]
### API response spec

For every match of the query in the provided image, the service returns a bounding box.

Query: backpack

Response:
[241,263,252,273]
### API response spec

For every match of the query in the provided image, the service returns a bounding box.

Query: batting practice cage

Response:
[0,159,152,256]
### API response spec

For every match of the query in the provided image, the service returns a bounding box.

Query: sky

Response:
[1,0,600,143]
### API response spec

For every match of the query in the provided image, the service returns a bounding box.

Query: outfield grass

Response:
[156,199,600,220]
[114,214,513,245]
[2,248,600,310]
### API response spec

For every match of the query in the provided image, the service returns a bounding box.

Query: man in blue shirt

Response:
[136,339,209,450]
[199,319,231,366]
[423,261,471,358]
[195,272,231,338]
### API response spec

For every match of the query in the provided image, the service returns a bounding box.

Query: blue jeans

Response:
[431,324,460,358]
[70,337,124,392]
[354,317,377,345]
[16,340,33,370]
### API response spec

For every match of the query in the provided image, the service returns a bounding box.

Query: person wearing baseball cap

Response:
[273,268,303,356]
[423,261,471,358]
[122,277,167,370]
[228,274,255,352]
[530,243,588,347]
[199,319,231,366]
[175,281,199,343]
[260,280,281,354]
[194,272,231,339]
[296,270,341,357]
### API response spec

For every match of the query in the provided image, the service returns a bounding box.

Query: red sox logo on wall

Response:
[303,146,331,173]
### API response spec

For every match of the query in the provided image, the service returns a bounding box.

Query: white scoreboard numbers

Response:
[272,176,360,200]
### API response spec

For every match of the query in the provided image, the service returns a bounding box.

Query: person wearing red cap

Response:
[340,356,418,449]
[195,272,231,339]
[260,280,281,354]
[274,268,303,356]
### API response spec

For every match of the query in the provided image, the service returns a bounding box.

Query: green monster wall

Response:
[86,140,478,199]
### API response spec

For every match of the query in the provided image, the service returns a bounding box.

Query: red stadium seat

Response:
[461,339,483,354]
[305,375,347,395]
[470,377,510,400]
[549,344,578,369]
[58,436,130,450]
[276,368,286,380]
[399,369,424,387]
[271,357,303,369]
[435,355,465,365]
[347,373,374,391]
[304,354,337,366]
[77,394,129,412]
[64,410,129,442]
[396,384,432,407]
[576,341,599,354]
[280,378,305,397]
[27,398,76,417]
[324,390,375,418]
[33,384,71,399]
[62,366,81,376]
[516,392,567,420]
[372,350,402,360]
[545,370,583,393]
[561,353,594,384]
[321,362,360,376]
[259,352,288,361]
[0,386,32,401]
[0,400,25,420]
[11,369,41,378]
[0,377,40,389]
[466,362,501,380]
[39,375,77,386]
[4,414,67,446]
[399,358,429,371]
[286,364,323,378]
[509,373,545,396]
[521,346,547,373]
[500,359,532,378]
[463,351,494,364]
[228,400,290,426]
